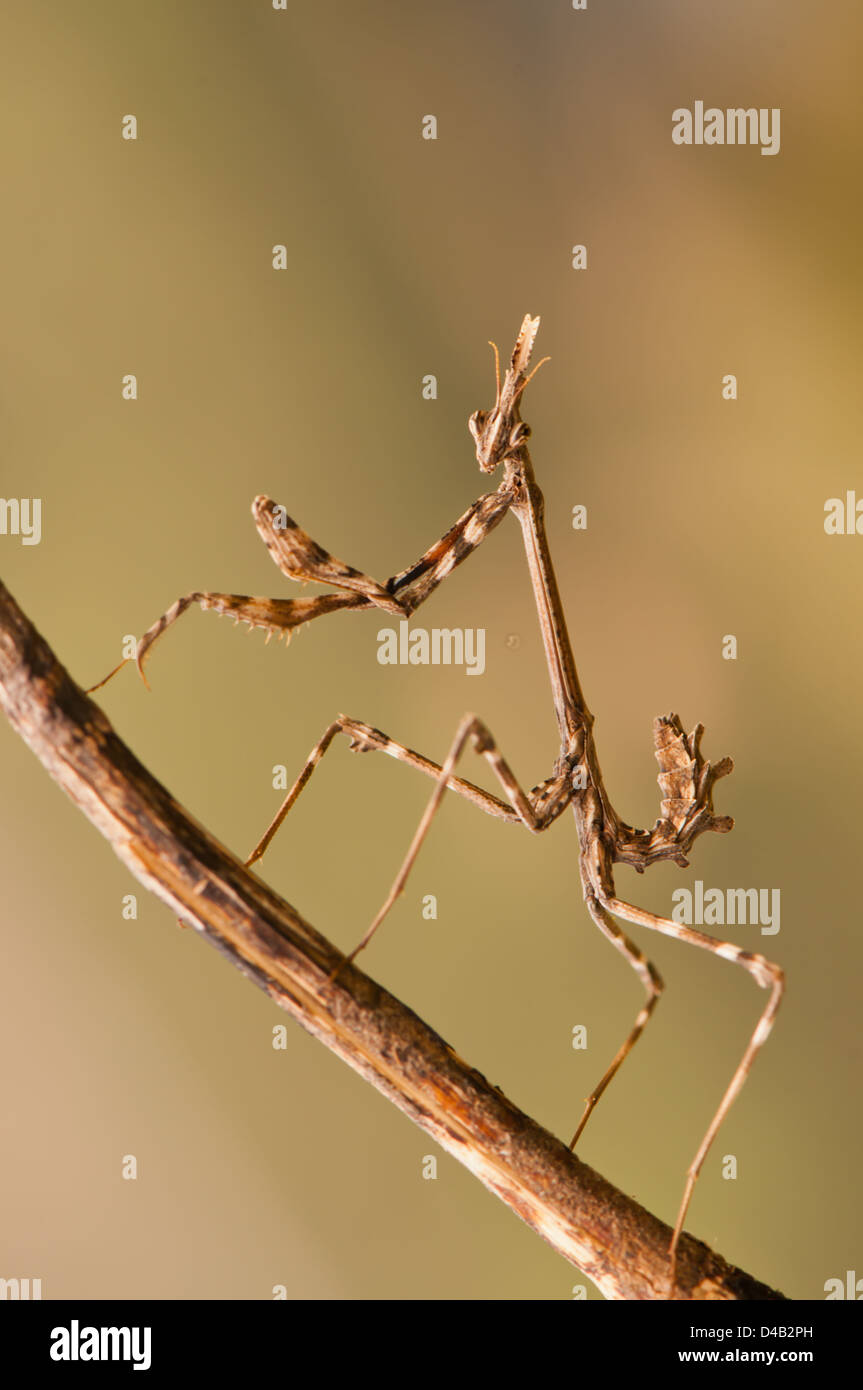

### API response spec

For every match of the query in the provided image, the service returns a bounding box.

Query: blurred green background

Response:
[1,1,860,1300]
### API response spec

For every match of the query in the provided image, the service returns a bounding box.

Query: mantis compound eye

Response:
[509,422,531,448]
[468,409,487,441]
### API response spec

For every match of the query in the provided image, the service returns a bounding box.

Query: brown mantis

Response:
[90,315,784,1294]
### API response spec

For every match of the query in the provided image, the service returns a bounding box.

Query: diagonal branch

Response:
[0,579,785,1302]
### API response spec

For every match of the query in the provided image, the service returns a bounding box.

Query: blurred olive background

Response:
[1,1,860,1301]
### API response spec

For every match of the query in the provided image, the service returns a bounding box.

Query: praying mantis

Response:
[90,314,784,1294]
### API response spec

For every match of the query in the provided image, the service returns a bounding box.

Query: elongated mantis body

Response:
[91,315,783,1294]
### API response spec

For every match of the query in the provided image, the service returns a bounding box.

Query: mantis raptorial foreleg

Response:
[88,484,518,693]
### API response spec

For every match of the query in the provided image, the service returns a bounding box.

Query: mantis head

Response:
[468,314,547,474]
